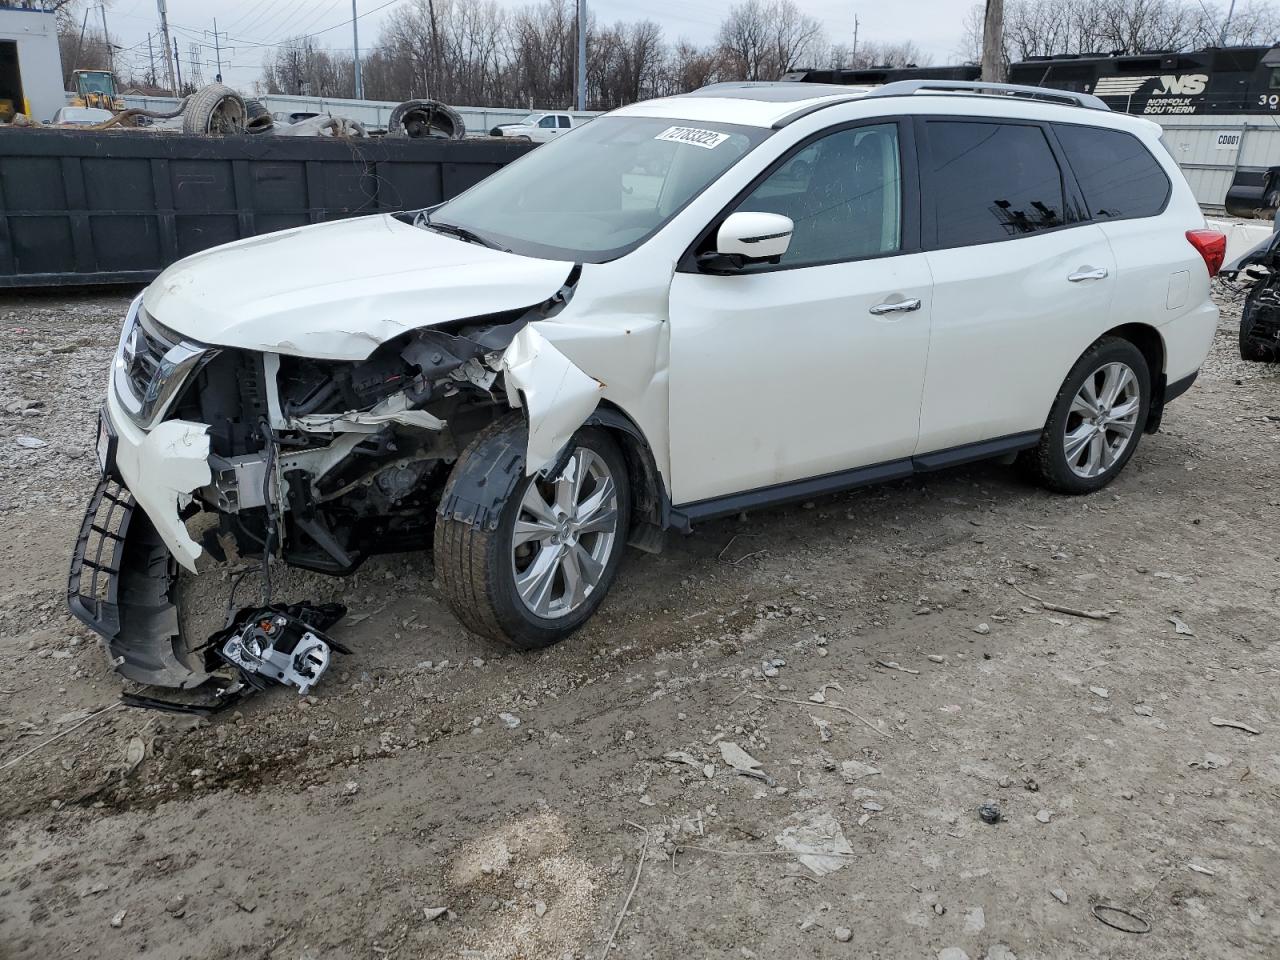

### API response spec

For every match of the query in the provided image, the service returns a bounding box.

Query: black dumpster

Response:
[0,129,535,288]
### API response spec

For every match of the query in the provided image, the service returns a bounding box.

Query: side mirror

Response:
[698,212,793,272]
[717,211,793,260]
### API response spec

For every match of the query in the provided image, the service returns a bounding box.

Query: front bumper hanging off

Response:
[66,473,211,688]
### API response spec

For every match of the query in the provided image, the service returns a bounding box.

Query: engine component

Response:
[374,461,431,503]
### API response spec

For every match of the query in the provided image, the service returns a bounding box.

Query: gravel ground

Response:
[0,286,1277,960]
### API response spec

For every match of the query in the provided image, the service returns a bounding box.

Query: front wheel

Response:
[435,419,630,650]
[1023,337,1151,495]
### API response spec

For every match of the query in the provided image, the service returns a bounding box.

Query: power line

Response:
[224,0,403,49]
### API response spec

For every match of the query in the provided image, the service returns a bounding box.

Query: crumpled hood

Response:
[144,214,574,360]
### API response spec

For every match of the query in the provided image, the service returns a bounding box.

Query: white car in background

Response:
[50,106,114,126]
[72,79,1222,687]
[488,111,581,141]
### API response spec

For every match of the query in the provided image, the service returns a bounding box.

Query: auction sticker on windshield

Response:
[655,126,730,149]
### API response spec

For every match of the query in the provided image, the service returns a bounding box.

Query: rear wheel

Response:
[1023,337,1150,494]
[435,419,630,650]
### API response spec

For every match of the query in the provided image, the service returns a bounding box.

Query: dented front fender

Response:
[501,326,605,473]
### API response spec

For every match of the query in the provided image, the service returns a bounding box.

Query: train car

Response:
[785,45,1280,117]
[1008,46,1280,116]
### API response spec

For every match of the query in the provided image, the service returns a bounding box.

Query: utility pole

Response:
[981,0,1004,83]
[851,15,859,67]
[156,0,177,94]
[174,36,183,93]
[352,0,364,99]
[576,0,586,111]
[72,6,90,71]
[98,1,113,73]
[1219,0,1238,45]
[147,32,156,87]
[205,18,226,83]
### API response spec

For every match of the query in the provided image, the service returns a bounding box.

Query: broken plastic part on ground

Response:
[116,603,350,714]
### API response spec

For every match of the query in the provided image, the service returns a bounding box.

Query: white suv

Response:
[72,80,1223,684]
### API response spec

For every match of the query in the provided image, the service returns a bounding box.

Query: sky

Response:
[97,0,973,95]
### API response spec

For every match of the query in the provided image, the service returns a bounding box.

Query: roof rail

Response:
[864,79,1110,111]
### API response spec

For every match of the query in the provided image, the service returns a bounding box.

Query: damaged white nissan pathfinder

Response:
[70,80,1223,690]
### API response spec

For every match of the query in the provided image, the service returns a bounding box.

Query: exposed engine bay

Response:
[187,269,585,575]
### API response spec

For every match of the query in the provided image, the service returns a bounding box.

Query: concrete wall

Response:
[1,8,64,122]
[118,92,601,137]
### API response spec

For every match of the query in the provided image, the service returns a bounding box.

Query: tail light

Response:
[1186,229,1227,277]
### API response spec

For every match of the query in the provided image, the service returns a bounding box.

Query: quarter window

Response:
[733,122,903,268]
[1054,124,1170,220]
[927,121,1068,246]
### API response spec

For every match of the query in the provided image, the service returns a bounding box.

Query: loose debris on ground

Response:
[0,289,1277,959]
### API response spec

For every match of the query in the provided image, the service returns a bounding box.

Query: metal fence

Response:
[0,128,534,287]
[1158,114,1280,211]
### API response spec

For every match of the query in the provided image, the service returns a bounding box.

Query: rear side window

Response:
[558,115,571,128]
[927,121,1069,247]
[1054,124,1170,220]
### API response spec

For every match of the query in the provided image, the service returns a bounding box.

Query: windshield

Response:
[77,72,116,95]
[516,114,542,125]
[430,116,771,262]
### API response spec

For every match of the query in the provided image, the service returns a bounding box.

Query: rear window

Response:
[1054,124,1171,220]
[927,120,1069,247]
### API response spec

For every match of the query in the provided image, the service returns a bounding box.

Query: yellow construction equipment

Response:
[70,70,124,112]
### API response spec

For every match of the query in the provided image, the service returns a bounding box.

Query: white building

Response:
[1,3,65,122]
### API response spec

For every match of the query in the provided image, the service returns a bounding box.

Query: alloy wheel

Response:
[510,447,619,619]
[1063,361,1141,479]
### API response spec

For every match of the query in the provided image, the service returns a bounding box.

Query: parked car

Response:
[72,79,1223,686]
[488,111,580,141]
[50,106,114,126]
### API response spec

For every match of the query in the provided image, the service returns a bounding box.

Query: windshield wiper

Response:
[423,218,509,252]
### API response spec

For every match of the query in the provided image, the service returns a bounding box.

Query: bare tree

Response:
[256,0,1280,112]
[717,0,822,81]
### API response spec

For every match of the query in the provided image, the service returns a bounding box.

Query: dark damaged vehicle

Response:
[1223,226,1280,362]
[70,80,1220,690]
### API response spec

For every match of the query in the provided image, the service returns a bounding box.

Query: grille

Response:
[123,317,176,402]
[113,306,214,428]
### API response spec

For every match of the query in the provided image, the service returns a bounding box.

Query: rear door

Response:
[915,117,1117,454]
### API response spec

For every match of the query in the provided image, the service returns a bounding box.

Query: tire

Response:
[182,83,247,135]
[1023,337,1151,495]
[1240,290,1277,361]
[244,98,273,134]
[388,99,466,140]
[435,418,631,650]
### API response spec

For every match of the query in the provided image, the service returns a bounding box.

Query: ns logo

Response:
[1156,74,1208,95]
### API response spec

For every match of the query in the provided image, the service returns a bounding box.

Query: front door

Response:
[667,120,935,506]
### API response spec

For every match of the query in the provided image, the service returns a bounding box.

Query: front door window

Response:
[733,123,902,268]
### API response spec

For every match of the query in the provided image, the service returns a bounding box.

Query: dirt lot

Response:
[0,287,1276,960]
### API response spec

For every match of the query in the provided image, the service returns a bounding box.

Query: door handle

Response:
[869,297,922,316]
[1068,267,1109,282]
